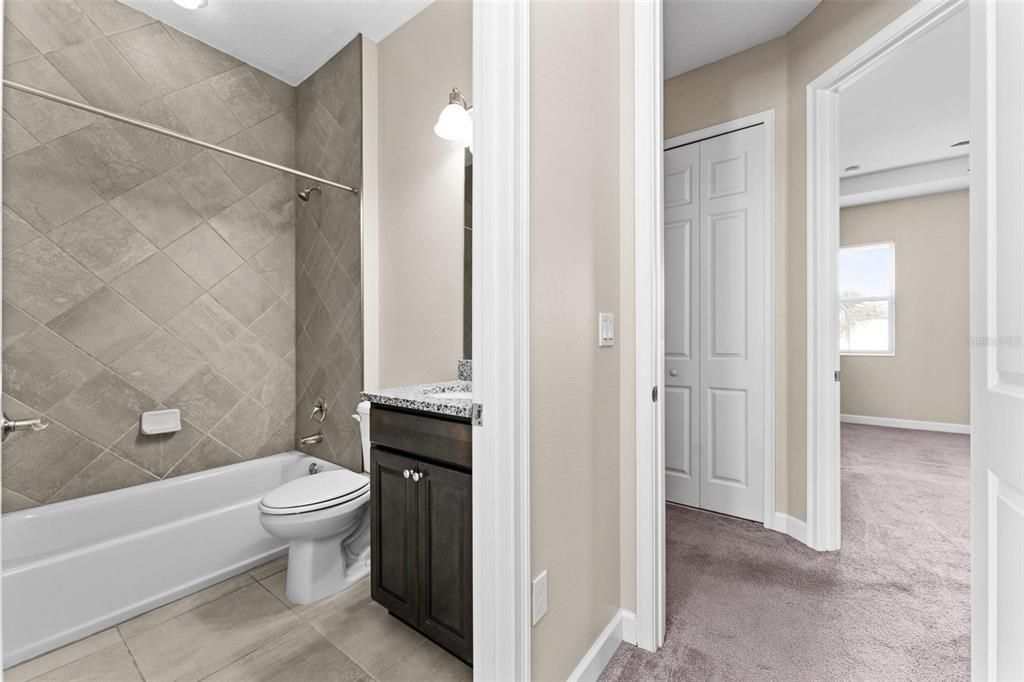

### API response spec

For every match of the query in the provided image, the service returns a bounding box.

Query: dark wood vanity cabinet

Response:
[369,406,473,665]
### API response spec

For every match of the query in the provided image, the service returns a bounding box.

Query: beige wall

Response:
[530,1,625,678]
[661,0,915,519]
[376,0,470,387]
[839,192,970,425]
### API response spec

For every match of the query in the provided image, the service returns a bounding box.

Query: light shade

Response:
[172,0,207,9]
[434,103,473,146]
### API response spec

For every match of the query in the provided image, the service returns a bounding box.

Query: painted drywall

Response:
[530,1,624,678]
[839,192,969,425]
[376,0,470,388]
[2,0,298,510]
[660,0,916,520]
[293,36,364,470]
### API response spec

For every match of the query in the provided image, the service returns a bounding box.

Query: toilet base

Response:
[285,534,370,604]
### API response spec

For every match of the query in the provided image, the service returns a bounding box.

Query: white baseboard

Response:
[567,609,636,682]
[840,413,970,434]
[770,512,808,545]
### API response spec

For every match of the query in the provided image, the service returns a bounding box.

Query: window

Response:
[839,241,894,354]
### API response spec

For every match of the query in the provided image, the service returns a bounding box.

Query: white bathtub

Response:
[2,451,336,668]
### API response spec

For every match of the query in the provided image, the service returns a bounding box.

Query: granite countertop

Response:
[361,380,473,419]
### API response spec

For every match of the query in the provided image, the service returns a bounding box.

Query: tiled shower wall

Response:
[1,0,300,510]
[293,37,363,471]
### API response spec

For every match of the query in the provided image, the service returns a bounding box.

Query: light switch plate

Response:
[532,570,548,625]
[599,312,615,347]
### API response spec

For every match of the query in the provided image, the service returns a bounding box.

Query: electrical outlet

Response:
[531,570,548,625]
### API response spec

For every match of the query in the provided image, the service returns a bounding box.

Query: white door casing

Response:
[663,125,766,523]
[970,0,1024,678]
[664,142,700,507]
[698,126,766,522]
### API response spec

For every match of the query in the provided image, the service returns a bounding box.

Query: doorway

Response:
[662,117,774,524]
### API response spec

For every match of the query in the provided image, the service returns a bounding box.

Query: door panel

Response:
[664,142,700,506]
[370,446,418,623]
[970,2,1024,677]
[417,461,473,663]
[698,125,765,522]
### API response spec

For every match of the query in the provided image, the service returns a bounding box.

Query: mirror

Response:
[464,150,473,359]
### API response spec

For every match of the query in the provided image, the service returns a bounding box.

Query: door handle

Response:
[2,413,49,441]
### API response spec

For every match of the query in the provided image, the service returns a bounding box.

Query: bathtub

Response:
[2,451,336,668]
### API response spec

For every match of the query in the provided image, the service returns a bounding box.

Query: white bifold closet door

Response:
[664,124,766,522]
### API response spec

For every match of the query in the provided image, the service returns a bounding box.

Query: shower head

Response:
[297,186,322,202]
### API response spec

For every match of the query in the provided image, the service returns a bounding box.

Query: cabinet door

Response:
[416,461,473,663]
[370,447,418,623]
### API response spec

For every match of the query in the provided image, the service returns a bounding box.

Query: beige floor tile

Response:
[376,639,472,682]
[306,582,426,679]
[260,571,369,619]
[247,555,287,581]
[117,573,254,639]
[123,582,299,681]
[26,642,141,682]
[205,624,371,682]
[4,629,123,682]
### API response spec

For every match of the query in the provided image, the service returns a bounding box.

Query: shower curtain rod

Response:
[3,79,359,195]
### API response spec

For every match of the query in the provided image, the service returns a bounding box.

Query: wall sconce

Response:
[434,87,473,147]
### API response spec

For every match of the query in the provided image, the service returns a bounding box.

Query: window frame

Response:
[838,239,896,356]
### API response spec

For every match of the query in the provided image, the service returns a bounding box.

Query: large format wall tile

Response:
[1,0,305,507]
[293,37,362,469]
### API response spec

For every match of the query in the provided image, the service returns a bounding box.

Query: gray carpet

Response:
[600,424,970,681]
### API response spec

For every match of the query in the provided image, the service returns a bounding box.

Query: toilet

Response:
[259,401,373,604]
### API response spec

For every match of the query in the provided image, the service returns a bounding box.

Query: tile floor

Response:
[6,557,472,682]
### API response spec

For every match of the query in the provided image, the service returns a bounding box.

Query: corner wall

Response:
[3,0,298,509]
[294,36,364,470]
[661,0,917,519]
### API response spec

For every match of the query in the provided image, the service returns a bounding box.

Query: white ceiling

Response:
[839,9,969,176]
[121,0,432,86]
[663,0,820,80]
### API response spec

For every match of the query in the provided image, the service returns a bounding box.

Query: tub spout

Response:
[298,432,323,446]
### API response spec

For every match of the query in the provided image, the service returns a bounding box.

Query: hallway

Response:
[602,424,970,681]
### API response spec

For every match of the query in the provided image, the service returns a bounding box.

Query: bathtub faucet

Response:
[298,432,323,446]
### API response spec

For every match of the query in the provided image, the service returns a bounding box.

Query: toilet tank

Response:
[355,401,372,472]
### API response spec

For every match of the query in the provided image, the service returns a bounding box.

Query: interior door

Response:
[698,125,765,522]
[970,2,1024,678]
[664,142,700,506]
[663,124,766,522]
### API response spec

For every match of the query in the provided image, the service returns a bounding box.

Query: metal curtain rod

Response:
[2,79,359,195]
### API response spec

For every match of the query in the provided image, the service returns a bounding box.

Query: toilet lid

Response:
[260,470,369,515]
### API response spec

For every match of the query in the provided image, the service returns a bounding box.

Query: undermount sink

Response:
[428,391,472,400]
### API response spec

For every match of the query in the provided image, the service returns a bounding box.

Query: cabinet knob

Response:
[669,369,679,377]
[411,471,424,482]
[403,469,411,479]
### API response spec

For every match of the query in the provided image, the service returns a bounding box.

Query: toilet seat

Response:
[259,470,370,515]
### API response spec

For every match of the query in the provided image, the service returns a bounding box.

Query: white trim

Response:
[471,1,530,679]
[805,0,966,553]
[840,176,969,208]
[771,513,808,545]
[633,0,665,655]
[840,414,970,435]
[662,109,778,534]
[567,609,636,682]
